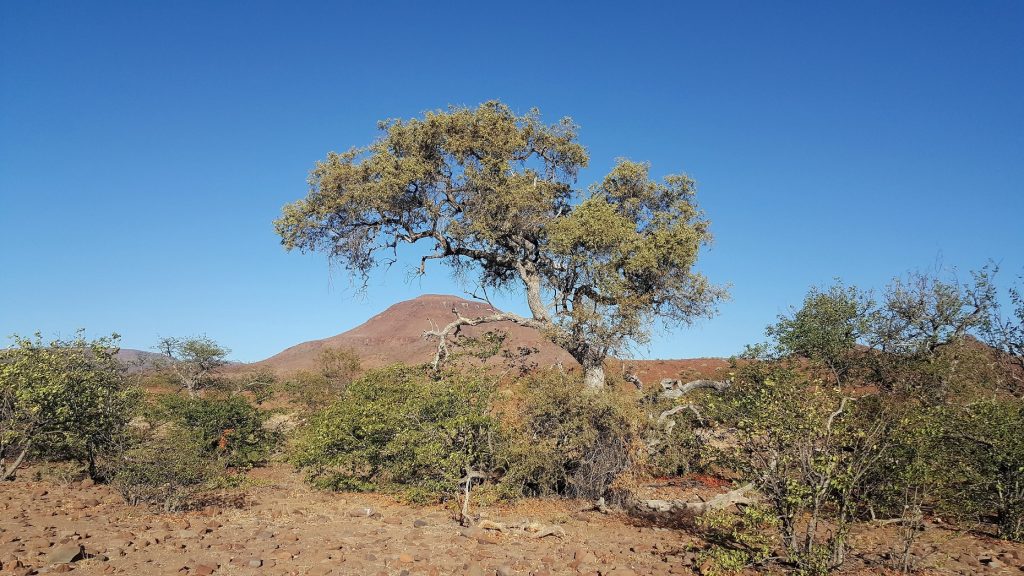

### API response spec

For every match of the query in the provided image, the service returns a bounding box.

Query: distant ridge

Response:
[115,349,165,373]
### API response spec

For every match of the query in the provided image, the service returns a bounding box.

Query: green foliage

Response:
[109,427,219,512]
[925,399,1024,541]
[870,268,996,358]
[274,101,725,386]
[230,367,277,405]
[711,364,893,573]
[983,268,1024,391]
[151,394,280,469]
[291,365,497,502]
[156,335,230,397]
[0,331,139,480]
[765,281,874,384]
[498,370,638,499]
[695,504,777,575]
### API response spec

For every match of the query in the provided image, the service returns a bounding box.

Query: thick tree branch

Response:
[424,311,552,370]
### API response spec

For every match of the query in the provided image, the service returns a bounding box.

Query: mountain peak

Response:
[256,294,573,373]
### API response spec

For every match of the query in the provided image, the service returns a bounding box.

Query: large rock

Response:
[46,543,82,564]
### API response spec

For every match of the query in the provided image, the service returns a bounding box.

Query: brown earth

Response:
[3,465,1023,575]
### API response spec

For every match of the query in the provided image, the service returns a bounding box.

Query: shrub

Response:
[282,347,361,410]
[712,363,894,574]
[639,386,706,478]
[151,394,280,469]
[695,504,777,575]
[291,365,497,502]
[216,367,277,405]
[1,332,140,480]
[109,427,219,512]
[498,370,639,500]
[925,398,1024,541]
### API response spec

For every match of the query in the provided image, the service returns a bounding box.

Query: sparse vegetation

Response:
[6,266,1023,575]
[108,427,220,512]
[282,346,361,410]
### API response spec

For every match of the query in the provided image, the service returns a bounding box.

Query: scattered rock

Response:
[348,506,378,518]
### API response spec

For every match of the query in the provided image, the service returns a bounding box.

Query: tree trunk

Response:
[570,343,607,389]
[583,362,605,390]
[518,265,552,323]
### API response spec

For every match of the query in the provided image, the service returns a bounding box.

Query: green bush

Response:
[291,365,497,502]
[695,504,777,575]
[109,427,219,512]
[1,332,140,480]
[151,394,280,469]
[709,362,895,574]
[497,370,638,500]
[922,399,1024,541]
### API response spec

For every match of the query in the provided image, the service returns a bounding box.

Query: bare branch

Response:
[423,311,551,370]
[660,378,732,399]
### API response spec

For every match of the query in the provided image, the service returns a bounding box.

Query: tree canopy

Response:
[275,101,725,387]
[156,335,230,397]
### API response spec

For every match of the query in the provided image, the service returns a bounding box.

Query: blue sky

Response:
[2,1,1022,362]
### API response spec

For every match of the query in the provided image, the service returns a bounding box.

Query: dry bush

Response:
[497,369,641,500]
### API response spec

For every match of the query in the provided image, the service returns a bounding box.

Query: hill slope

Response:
[256,294,577,373]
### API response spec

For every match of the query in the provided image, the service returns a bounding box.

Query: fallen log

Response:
[630,483,757,518]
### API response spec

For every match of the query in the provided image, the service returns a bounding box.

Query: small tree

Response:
[275,101,725,388]
[1,331,139,480]
[984,270,1024,391]
[765,281,874,387]
[721,366,893,573]
[156,335,230,397]
[284,347,361,410]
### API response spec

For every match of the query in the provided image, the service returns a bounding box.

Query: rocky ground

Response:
[1,466,1022,575]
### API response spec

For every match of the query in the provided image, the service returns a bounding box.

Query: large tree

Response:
[275,102,725,387]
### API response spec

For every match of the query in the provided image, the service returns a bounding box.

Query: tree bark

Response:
[517,264,552,324]
[583,362,605,390]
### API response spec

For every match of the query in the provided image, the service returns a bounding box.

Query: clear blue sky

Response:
[2,1,1022,362]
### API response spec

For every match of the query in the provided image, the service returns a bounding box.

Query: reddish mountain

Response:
[255,294,731,385]
[256,294,577,374]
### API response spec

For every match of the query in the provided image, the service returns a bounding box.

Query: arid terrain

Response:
[3,464,1023,576]
[5,294,1024,576]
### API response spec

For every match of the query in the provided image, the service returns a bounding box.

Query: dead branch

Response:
[423,311,548,370]
[658,403,705,429]
[660,378,732,399]
[632,483,757,517]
